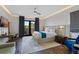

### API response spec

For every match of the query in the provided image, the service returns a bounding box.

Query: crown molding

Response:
[0,5,75,19]
[43,5,75,19]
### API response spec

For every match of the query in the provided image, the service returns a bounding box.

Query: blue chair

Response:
[64,36,79,54]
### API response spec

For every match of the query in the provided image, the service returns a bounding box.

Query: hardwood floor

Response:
[31,45,70,54]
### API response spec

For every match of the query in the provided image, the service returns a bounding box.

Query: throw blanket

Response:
[40,32,46,38]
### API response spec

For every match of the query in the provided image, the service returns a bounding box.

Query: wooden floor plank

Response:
[31,45,70,54]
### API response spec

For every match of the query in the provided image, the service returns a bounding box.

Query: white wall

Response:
[45,11,70,36]
[0,6,19,35]
[45,12,70,26]
[45,6,79,36]
[45,5,79,26]
[39,19,45,31]
[9,17,19,35]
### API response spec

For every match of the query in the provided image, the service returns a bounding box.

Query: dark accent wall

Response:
[35,18,39,31]
[19,16,24,37]
[70,10,79,32]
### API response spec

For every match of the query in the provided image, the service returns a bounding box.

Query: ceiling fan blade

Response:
[37,12,41,15]
[34,8,41,15]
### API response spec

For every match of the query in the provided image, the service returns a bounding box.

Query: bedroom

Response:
[0,5,79,54]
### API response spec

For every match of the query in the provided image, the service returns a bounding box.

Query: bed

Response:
[32,26,57,43]
[32,31,56,43]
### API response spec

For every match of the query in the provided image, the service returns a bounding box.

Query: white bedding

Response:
[32,31,56,40]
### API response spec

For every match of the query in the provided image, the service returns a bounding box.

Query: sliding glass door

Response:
[24,20,35,36]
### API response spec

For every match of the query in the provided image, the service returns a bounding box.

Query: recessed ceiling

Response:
[6,5,68,18]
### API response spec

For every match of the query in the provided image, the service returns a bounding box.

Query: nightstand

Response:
[55,35,67,44]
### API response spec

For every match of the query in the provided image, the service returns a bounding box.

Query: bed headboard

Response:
[44,25,66,36]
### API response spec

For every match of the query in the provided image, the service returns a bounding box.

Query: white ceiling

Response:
[6,5,68,18]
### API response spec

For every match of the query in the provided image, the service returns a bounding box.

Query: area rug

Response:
[20,36,61,54]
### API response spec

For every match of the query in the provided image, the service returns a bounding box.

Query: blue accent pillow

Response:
[76,35,79,44]
[40,32,46,38]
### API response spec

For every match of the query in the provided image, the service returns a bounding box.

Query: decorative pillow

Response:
[70,32,79,39]
[76,35,79,44]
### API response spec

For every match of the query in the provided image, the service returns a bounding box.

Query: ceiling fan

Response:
[34,8,41,15]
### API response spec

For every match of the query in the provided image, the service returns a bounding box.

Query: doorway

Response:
[24,20,35,36]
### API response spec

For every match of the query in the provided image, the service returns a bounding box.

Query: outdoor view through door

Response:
[24,20,35,36]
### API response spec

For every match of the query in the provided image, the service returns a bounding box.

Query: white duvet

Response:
[32,31,56,39]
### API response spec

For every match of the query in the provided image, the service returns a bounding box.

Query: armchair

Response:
[64,36,79,54]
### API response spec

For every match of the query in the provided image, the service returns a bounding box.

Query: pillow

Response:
[70,32,79,39]
[45,27,53,32]
[44,27,49,32]
[76,35,79,44]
